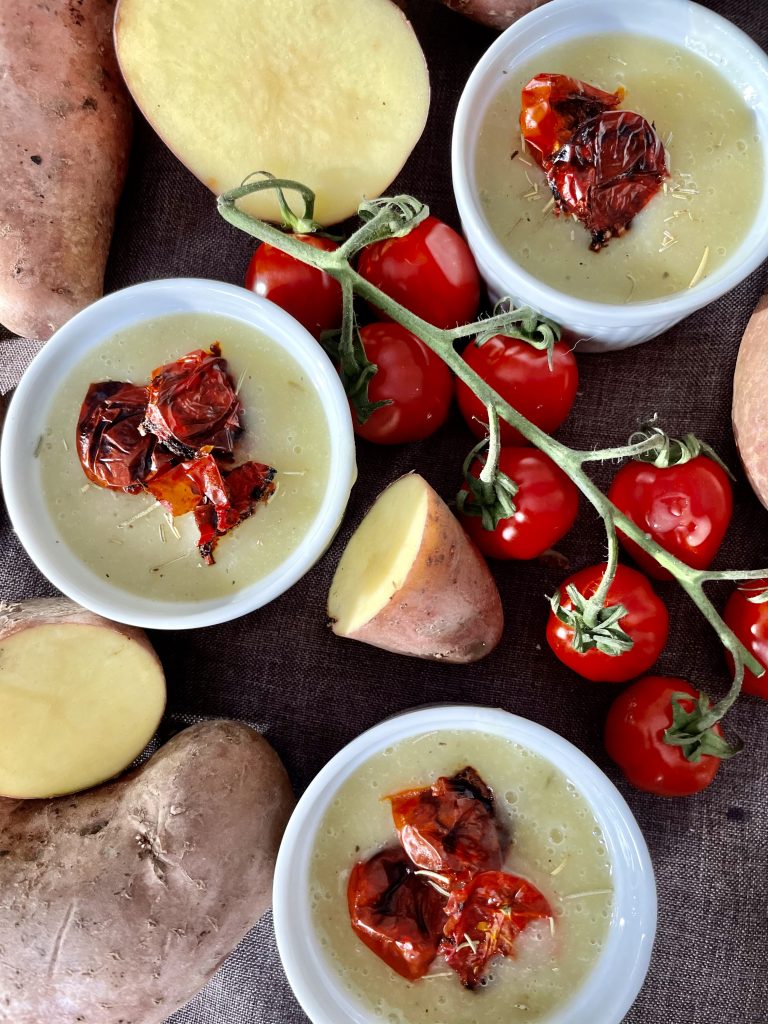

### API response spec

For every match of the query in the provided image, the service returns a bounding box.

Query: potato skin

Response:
[0,595,153,651]
[0,0,132,340]
[0,720,295,1024]
[337,478,504,662]
[438,0,552,30]
[733,293,768,510]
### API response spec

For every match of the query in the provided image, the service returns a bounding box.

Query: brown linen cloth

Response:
[1,0,767,1020]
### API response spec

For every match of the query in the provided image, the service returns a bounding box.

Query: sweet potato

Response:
[0,0,132,340]
[114,0,429,226]
[0,597,166,798]
[327,473,503,662]
[733,292,768,509]
[0,720,294,1024]
[437,0,552,30]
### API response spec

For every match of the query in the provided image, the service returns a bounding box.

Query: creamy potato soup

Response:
[310,730,613,1023]
[39,312,331,601]
[476,33,763,303]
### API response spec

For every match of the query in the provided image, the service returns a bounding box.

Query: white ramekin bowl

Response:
[273,704,656,1024]
[0,278,356,629]
[452,0,768,351]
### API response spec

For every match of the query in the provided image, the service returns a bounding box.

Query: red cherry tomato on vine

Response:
[458,448,579,559]
[357,215,481,329]
[546,563,669,682]
[456,336,578,446]
[605,676,723,796]
[353,323,454,445]
[608,456,733,581]
[244,235,342,339]
[723,583,768,700]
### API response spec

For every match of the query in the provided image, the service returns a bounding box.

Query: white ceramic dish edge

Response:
[0,278,357,630]
[452,0,768,351]
[273,705,656,1024]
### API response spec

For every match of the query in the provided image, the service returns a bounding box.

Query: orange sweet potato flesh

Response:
[437,0,552,30]
[0,0,132,340]
[733,293,768,510]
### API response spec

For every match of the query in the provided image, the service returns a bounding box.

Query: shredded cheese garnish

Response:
[688,246,710,289]
[542,196,556,215]
[563,889,613,900]
[117,501,162,529]
[550,857,569,877]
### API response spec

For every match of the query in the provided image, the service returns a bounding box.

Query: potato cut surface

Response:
[329,474,429,634]
[0,623,165,798]
[114,0,430,225]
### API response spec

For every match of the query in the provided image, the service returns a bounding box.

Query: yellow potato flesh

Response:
[114,0,430,225]
[328,474,428,634]
[0,623,165,798]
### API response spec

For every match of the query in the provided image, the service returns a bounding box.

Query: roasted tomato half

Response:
[388,766,508,877]
[143,344,243,458]
[347,847,446,981]
[441,871,552,988]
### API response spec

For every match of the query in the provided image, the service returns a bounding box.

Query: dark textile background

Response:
[1,1,767,1021]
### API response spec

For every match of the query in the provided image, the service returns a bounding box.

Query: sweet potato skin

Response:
[733,293,768,510]
[336,478,504,663]
[0,720,295,1024]
[437,0,552,30]
[0,0,132,340]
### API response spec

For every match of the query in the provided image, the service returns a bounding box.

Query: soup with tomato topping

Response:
[309,730,613,1023]
[476,33,763,303]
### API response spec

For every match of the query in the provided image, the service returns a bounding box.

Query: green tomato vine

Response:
[218,176,766,761]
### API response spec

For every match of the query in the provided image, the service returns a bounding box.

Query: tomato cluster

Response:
[242,214,758,801]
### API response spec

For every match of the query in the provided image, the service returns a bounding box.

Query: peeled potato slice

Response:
[0,598,166,798]
[328,474,503,662]
[114,0,430,225]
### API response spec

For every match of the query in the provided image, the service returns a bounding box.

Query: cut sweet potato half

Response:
[114,0,430,225]
[328,474,503,662]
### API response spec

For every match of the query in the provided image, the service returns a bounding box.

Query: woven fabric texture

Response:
[1,1,767,1022]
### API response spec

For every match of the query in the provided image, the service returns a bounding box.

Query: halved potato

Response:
[733,292,768,509]
[328,474,503,662]
[114,0,430,225]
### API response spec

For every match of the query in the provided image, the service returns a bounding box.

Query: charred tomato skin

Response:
[608,456,733,581]
[456,336,578,446]
[723,584,768,700]
[353,323,454,444]
[244,234,343,340]
[459,447,579,560]
[357,215,481,329]
[605,675,723,796]
[547,563,669,682]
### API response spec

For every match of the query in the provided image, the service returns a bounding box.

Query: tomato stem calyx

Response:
[550,585,633,656]
[628,420,734,479]
[456,409,519,531]
[664,691,743,762]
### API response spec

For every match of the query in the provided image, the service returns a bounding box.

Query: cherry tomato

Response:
[605,676,723,796]
[347,847,445,981]
[456,336,578,446]
[608,456,733,581]
[388,767,506,878]
[244,235,342,339]
[441,871,552,988]
[458,448,579,559]
[353,323,453,444]
[546,563,669,682]
[723,583,768,700]
[357,215,481,329]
